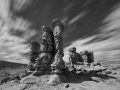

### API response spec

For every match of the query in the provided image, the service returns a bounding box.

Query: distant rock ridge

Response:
[0,61,27,69]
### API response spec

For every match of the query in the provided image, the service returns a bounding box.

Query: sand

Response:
[0,64,120,90]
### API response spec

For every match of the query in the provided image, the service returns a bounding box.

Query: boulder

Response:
[91,77,101,82]
[20,75,39,84]
[64,84,69,88]
[105,70,112,74]
[94,65,107,72]
[47,74,67,86]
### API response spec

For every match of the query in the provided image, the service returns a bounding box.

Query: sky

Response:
[0,0,120,64]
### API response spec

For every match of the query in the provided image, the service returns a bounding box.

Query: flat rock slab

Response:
[47,74,67,86]
[94,66,108,71]
[20,75,40,84]
[91,77,102,82]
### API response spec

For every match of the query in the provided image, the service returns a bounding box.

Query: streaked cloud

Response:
[82,0,92,7]
[12,0,32,11]
[0,0,10,19]
[61,16,69,25]
[68,12,87,25]
[0,0,36,64]
[63,2,74,13]
[63,3,120,62]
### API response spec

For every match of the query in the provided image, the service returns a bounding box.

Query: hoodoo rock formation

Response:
[23,19,118,86]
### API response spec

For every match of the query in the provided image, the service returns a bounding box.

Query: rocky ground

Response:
[0,62,120,90]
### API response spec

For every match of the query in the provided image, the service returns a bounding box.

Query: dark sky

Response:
[0,0,120,63]
[15,0,119,47]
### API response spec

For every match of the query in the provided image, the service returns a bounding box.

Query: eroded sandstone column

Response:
[47,19,67,85]
[28,41,40,71]
[34,26,55,75]
[51,18,65,74]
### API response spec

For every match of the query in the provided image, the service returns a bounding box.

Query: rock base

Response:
[32,71,44,76]
[47,74,67,86]
[20,75,39,84]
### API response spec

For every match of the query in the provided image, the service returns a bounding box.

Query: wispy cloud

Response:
[68,12,87,25]
[61,16,69,25]
[63,2,74,14]
[0,0,36,64]
[63,3,120,62]
[12,0,32,11]
[82,0,92,7]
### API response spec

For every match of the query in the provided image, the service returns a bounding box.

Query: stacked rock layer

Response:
[28,19,65,75]
[51,19,65,74]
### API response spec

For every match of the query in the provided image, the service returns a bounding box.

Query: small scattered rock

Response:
[105,70,112,74]
[64,84,69,88]
[20,84,28,90]
[111,71,117,75]
[91,77,101,82]
[116,77,120,83]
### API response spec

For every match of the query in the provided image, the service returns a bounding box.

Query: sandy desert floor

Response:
[0,63,120,90]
